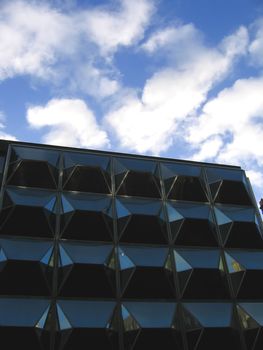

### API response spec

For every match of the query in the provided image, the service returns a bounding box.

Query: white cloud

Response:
[249,17,263,67]
[141,24,199,54]
[187,77,263,163]
[246,170,263,188]
[82,0,155,55]
[105,25,249,154]
[187,76,263,192]
[0,1,75,80]
[69,64,120,99]
[26,99,109,149]
[0,0,154,96]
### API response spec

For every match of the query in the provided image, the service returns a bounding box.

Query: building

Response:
[0,139,262,350]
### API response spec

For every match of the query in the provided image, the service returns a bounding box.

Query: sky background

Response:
[1,0,263,204]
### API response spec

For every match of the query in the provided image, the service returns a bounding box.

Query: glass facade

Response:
[0,139,262,350]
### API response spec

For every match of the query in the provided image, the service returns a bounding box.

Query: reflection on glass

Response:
[121,305,140,331]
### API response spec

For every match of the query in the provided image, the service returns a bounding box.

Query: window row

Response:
[1,238,263,299]
[0,298,262,350]
[2,145,254,205]
[0,187,261,247]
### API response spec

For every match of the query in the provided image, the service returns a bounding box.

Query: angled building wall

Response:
[0,139,262,350]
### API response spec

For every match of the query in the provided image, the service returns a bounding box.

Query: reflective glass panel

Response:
[0,298,50,327]
[123,302,176,328]
[238,303,263,326]
[0,238,53,261]
[183,303,233,327]
[120,246,168,267]
[174,249,220,269]
[60,242,113,264]
[57,300,115,328]
[225,250,263,270]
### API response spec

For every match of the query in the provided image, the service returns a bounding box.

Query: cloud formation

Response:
[105,25,248,154]
[26,99,109,148]
[0,0,154,96]
[187,77,263,186]
[1,0,263,198]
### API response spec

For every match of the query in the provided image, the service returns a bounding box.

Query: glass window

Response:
[116,197,162,216]
[7,146,59,189]
[61,192,112,212]
[238,303,263,326]
[226,250,263,270]
[161,163,207,202]
[10,146,59,166]
[63,152,111,194]
[123,302,177,328]
[183,303,233,327]
[120,246,168,267]
[167,203,218,247]
[5,187,57,208]
[61,192,113,242]
[205,167,252,206]
[0,238,53,261]
[56,304,72,330]
[57,300,116,328]
[0,188,56,238]
[59,242,113,264]
[215,206,263,248]
[0,298,50,327]
[174,249,220,269]
[114,157,161,198]
[116,197,167,244]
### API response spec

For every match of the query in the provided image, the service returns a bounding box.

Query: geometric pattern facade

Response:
[0,139,262,350]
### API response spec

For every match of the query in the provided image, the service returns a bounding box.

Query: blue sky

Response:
[1,0,263,204]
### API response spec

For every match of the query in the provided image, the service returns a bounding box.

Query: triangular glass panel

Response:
[225,252,246,274]
[40,246,54,267]
[61,195,74,214]
[35,304,52,350]
[44,196,57,213]
[105,249,117,271]
[116,199,131,219]
[103,201,114,219]
[214,208,232,225]
[57,304,72,331]
[166,204,184,223]
[121,305,141,331]
[237,305,259,330]
[182,305,203,330]
[106,306,119,332]
[121,305,141,350]
[35,305,51,330]
[164,252,174,272]
[174,252,193,296]
[119,248,136,271]
[174,251,192,272]
[59,246,73,267]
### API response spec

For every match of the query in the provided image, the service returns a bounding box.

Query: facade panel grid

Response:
[0,140,262,350]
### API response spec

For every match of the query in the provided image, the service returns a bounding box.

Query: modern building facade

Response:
[0,139,262,350]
